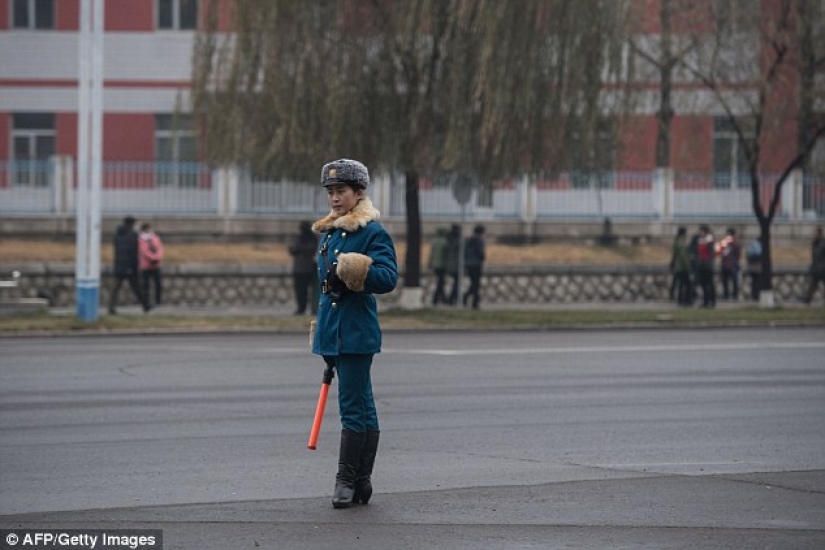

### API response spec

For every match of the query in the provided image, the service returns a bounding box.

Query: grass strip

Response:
[1,306,823,334]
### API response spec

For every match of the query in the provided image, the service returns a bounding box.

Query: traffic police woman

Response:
[311,159,398,508]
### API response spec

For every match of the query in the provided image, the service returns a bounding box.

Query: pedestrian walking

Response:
[671,226,692,306]
[138,223,164,308]
[718,227,741,300]
[669,226,684,301]
[462,224,486,309]
[108,215,151,314]
[311,159,398,509]
[289,220,319,315]
[428,227,449,305]
[745,238,763,301]
[445,224,461,305]
[695,224,716,308]
[803,226,825,305]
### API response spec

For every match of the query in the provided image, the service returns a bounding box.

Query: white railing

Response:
[100,161,216,214]
[534,172,655,219]
[1,157,823,221]
[0,160,54,213]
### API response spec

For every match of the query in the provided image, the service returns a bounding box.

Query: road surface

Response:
[1,328,824,549]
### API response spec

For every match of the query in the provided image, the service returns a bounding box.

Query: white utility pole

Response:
[75,0,104,321]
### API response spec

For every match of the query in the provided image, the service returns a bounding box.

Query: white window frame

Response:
[155,114,198,187]
[10,0,55,30]
[10,113,55,187]
[156,0,198,30]
[712,117,755,188]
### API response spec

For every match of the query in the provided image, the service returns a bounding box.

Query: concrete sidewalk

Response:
[3,470,823,549]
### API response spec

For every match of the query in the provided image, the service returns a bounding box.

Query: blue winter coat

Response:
[311,198,398,356]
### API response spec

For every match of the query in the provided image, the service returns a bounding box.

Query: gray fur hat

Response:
[321,158,370,189]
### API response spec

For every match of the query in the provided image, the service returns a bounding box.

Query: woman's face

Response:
[326,184,362,215]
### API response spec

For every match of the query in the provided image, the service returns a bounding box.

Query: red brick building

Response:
[0,1,822,216]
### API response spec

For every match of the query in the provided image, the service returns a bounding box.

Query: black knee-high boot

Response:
[332,429,366,509]
[353,429,380,504]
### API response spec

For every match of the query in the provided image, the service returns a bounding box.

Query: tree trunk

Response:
[656,79,674,168]
[404,170,421,288]
[797,0,815,173]
[655,0,674,167]
[759,219,773,292]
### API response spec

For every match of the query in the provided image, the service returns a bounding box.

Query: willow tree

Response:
[192,1,385,180]
[193,0,447,303]
[375,0,629,290]
[439,1,631,179]
[192,0,630,303]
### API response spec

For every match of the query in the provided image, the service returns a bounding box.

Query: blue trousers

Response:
[327,354,379,433]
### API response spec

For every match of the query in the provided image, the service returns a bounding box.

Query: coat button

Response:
[332,302,338,308]
[342,232,347,237]
[334,249,339,254]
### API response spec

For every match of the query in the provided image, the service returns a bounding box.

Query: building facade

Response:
[0,0,822,220]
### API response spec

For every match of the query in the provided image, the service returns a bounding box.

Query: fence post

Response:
[652,167,674,220]
[51,155,74,214]
[215,166,238,216]
[520,176,536,222]
[373,171,391,217]
[780,169,803,220]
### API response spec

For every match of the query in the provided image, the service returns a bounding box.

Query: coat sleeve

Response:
[362,225,398,295]
[154,235,164,260]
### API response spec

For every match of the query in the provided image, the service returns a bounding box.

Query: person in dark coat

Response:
[803,226,825,305]
[462,224,486,309]
[108,215,150,314]
[311,159,398,509]
[428,227,449,305]
[671,226,692,306]
[289,220,319,315]
[745,237,763,301]
[444,224,461,305]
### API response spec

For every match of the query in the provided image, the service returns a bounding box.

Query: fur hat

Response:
[321,159,370,189]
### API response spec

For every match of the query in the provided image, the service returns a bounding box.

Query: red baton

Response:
[307,358,336,450]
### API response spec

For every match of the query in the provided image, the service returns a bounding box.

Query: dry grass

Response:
[0,238,812,267]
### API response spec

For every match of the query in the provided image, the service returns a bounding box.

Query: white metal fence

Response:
[1,157,823,221]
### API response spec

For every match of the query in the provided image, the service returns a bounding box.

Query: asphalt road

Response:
[1,328,824,549]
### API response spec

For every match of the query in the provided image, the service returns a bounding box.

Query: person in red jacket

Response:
[138,223,164,308]
[695,224,716,308]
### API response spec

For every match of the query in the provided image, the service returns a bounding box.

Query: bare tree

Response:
[626,0,698,167]
[679,0,825,295]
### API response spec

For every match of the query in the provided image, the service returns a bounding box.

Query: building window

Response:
[10,113,55,186]
[155,114,198,187]
[713,117,754,188]
[11,0,54,29]
[157,0,198,30]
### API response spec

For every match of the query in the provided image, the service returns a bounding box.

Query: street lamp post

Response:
[75,0,104,321]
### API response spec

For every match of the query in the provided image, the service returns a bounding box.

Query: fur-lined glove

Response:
[335,252,373,292]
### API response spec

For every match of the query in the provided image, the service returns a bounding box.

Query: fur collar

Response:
[313,197,380,233]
